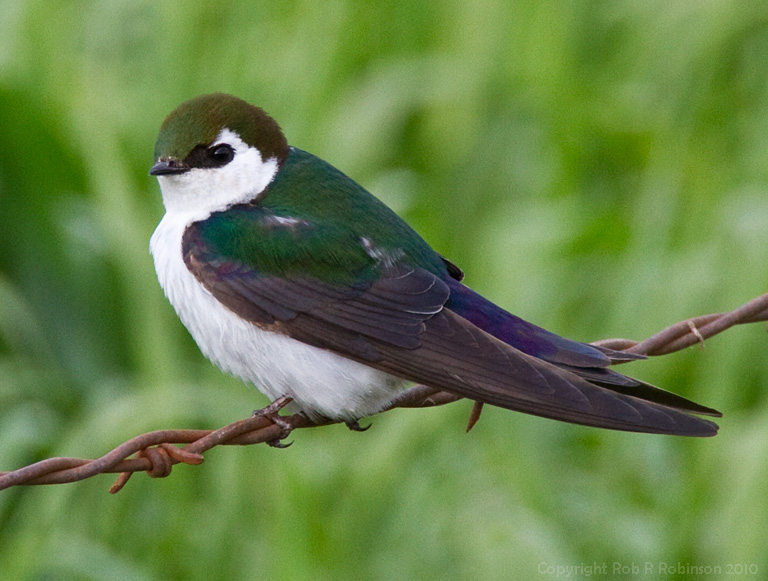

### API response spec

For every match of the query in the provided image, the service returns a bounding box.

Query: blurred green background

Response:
[1,1,768,579]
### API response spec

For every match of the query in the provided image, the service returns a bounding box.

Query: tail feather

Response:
[443,277,721,428]
[559,364,722,417]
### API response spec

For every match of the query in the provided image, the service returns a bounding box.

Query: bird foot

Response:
[252,395,294,448]
[346,420,371,432]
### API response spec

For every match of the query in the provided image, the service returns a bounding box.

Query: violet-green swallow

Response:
[149,93,721,437]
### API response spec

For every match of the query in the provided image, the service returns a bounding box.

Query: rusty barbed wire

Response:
[1,292,766,493]
[592,291,768,355]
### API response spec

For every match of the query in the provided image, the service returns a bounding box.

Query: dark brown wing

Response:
[286,308,718,435]
[183,229,719,436]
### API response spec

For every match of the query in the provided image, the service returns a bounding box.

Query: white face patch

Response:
[155,128,279,221]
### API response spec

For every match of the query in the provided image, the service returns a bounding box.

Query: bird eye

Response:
[209,144,235,165]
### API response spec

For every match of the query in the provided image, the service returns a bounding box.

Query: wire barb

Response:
[466,402,485,432]
[687,320,706,349]
[2,291,767,493]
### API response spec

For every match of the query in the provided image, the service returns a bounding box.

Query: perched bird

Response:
[150,93,720,437]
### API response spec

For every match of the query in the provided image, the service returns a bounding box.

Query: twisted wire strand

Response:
[1,292,766,493]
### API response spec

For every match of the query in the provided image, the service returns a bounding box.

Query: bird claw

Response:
[252,395,295,448]
[346,420,371,432]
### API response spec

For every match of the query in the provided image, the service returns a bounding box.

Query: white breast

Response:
[149,211,409,422]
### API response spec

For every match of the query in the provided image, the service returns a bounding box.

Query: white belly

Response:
[150,212,409,422]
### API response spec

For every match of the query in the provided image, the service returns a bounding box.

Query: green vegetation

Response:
[2,1,768,579]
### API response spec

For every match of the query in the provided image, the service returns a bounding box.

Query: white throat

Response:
[155,128,279,222]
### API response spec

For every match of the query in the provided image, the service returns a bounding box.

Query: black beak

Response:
[149,159,189,176]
